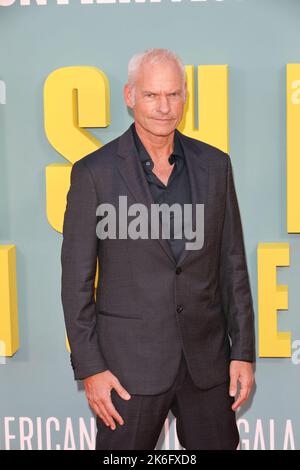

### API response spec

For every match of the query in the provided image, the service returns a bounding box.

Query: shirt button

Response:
[145,161,151,166]
[176,305,183,314]
[176,267,182,275]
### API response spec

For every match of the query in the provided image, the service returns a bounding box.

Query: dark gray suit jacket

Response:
[61,124,256,394]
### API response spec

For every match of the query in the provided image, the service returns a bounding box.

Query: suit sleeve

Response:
[219,154,256,363]
[61,159,108,380]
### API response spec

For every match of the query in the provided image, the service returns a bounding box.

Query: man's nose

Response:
[157,95,170,114]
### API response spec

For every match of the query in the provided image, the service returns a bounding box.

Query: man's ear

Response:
[124,84,134,109]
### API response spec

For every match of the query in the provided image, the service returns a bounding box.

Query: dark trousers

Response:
[95,353,240,450]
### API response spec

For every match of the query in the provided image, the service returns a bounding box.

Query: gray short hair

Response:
[127,48,186,101]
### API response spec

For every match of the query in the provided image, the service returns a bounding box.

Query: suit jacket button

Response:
[176,305,183,313]
[176,267,182,275]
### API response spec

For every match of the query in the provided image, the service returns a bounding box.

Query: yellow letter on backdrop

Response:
[0,245,19,357]
[257,243,291,357]
[44,66,110,233]
[287,64,300,233]
[178,65,229,153]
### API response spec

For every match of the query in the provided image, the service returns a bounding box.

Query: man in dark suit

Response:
[61,48,255,450]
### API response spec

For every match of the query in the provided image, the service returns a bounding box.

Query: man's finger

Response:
[229,373,238,397]
[105,400,125,426]
[96,399,117,430]
[112,379,131,400]
[90,401,110,427]
[231,387,249,411]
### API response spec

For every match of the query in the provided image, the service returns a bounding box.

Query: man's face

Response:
[124,60,187,137]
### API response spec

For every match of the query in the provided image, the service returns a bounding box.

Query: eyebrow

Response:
[142,89,182,95]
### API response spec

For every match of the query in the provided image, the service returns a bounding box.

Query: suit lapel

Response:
[175,130,209,266]
[116,125,209,267]
[116,126,176,264]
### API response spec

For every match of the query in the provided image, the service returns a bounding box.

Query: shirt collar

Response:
[131,122,184,170]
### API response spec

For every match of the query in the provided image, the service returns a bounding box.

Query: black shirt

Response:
[131,122,192,263]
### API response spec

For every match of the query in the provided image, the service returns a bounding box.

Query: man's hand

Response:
[229,360,254,411]
[83,370,131,430]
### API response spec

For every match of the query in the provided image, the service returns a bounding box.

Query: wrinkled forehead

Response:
[134,61,185,91]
